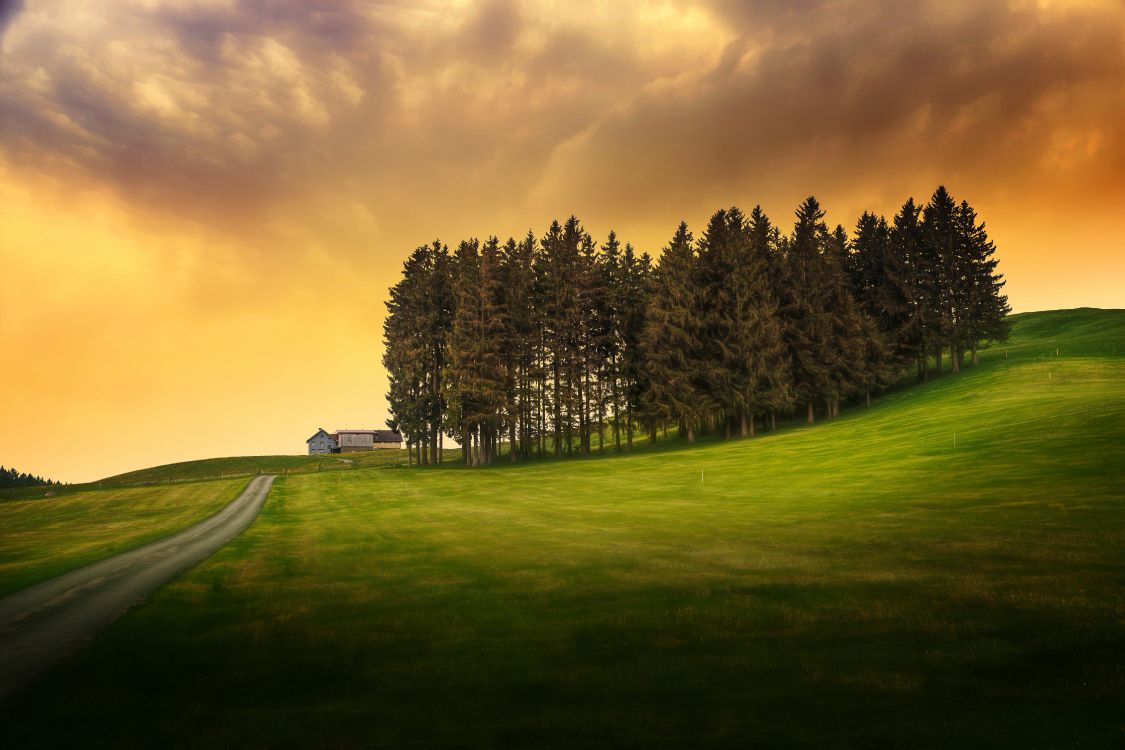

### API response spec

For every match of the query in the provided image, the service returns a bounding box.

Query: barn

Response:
[307,428,402,454]
[335,429,403,452]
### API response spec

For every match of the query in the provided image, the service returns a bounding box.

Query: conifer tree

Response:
[643,222,708,442]
[889,198,929,380]
[922,186,962,373]
[778,197,837,424]
[617,243,653,449]
[747,206,793,430]
[958,200,1011,363]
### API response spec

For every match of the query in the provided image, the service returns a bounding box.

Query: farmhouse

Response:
[306,429,337,455]
[306,428,402,454]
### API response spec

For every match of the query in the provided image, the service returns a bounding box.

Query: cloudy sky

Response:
[2,0,1123,482]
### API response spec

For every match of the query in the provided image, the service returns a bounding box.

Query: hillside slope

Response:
[4,308,1123,747]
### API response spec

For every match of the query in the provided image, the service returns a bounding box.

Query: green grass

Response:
[98,448,414,486]
[3,309,1124,747]
[0,478,249,597]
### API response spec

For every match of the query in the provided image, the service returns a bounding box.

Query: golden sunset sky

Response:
[1,0,1123,482]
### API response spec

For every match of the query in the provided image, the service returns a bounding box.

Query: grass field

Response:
[2,309,1123,747]
[98,447,414,486]
[0,478,249,597]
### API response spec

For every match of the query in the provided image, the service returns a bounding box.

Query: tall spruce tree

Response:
[889,198,930,380]
[618,243,653,449]
[921,186,962,373]
[747,206,793,430]
[778,197,837,424]
[643,222,708,442]
[958,200,1011,363]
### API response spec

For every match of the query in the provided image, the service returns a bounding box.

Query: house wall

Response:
[373,442,402,450]
[308,433,337,454]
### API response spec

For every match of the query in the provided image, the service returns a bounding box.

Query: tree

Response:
[778,197,837,424]
[617,243,653,449]
[921,185,963,373]
[958,200,1011,363]
[643,222,708,442]
[888,198,930,380]
[445,238,508,465]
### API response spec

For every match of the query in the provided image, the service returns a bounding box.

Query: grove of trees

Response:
[382,186,1010,466]
[0,466,59,488]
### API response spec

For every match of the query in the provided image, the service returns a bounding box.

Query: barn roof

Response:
[333,429,403,442]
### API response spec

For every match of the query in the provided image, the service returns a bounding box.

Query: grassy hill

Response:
[2,308,1123,747]
[98,446,414,486]
[0,478,250,597]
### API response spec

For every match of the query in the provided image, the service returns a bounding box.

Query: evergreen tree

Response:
[958,200,1011,363]
[921,185,963,373]
[889,198,929,380]
[643,222,708,442]
[617,243,653,449]
[778,197,837,424]
[746,206,793,431]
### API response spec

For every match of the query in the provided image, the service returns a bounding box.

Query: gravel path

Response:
[0,474,276,701]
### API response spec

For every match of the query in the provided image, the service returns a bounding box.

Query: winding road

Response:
[0,474,276,701]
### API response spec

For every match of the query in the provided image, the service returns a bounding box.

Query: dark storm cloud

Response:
[538,0,1125,226]
[0,0,21,37]
[1,0,1122,247]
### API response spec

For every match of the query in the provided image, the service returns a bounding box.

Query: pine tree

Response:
[889,198,929,380]
[617,243,653,449]
[922,186,962,373]
[778,197,837,424]
[852,210,915,371]
[747,206,793,431]
[643,222,708,442]
[693,208,740,436]
[958,200,1011,363]
[500,231,539,459]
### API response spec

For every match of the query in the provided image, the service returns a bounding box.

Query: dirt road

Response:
[0,474,276,701]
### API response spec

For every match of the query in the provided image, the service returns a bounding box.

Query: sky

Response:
[1,0,1123,483]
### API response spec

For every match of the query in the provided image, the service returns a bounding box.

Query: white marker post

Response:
[953,432,957,449]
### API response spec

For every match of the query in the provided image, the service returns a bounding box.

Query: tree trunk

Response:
[770,411,776,431]
[749,413,755,437]
[686,424,695,444]
[807,403,814,424]
[865,390,871,408]
[950,340,960,373]
[971,340,979,366]
[625,400,634,451]
[935,344,942,375]
[740,412,748,437]
[825,397,833,419]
